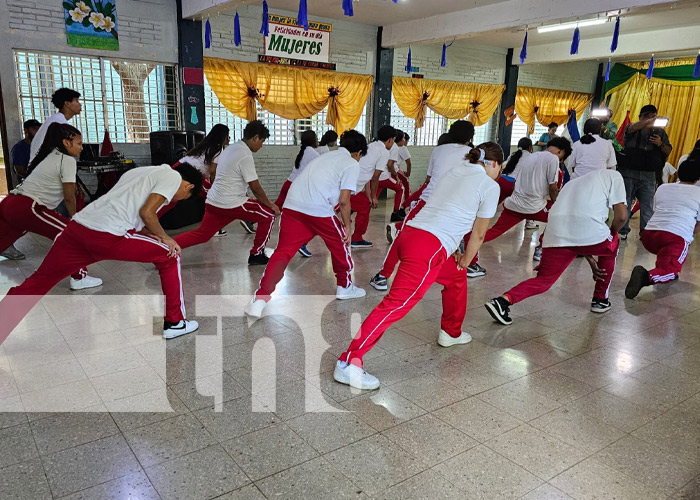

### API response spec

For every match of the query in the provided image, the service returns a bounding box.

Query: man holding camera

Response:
[618,104,672,240]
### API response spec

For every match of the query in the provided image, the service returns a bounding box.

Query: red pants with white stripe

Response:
[274,180,293,208]
[255,209,353,300]
[0,221,185,341]
[339,227,467,366]
[504,234,619,304]
[0,194,87,280]
[350,191,371,242]
[641,230,690,283]
[379,199,426,278]
[377,178,405,213]
[396,171,411,207]
[402,184,426,210]
[175,200,275,255]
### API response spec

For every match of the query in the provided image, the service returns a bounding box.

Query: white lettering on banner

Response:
[264,16,331,64]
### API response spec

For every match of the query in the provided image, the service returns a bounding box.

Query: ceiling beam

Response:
[381,0,680,48]
[182,0,239,19]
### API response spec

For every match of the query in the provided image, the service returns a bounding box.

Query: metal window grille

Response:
[510,110,588,146]
[14,50,179,144]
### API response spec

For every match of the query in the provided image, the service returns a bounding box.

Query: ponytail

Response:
[27,123,81,175]
[295,129,318,169]
[503,137,532,175]
[580,118,601,145]
[580,133,597,145]
[466,141,504,165]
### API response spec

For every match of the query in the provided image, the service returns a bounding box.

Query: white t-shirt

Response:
[503,150,531,180]
[315,145,331,155]
[179,152,220,178]
[356,141,389,192]
[284,148,359,217]
[568,136,617,180]
[662,162,677,184]
[30,113,70,161]
[543,169,627,248]
[421,144,472,202]
[206,141,257,209]
[288,146,319,183]
[397,145,411,171]
[645,183,700,242]
[678,154,689,169]
[409,165,499,254]
[504,151,560,214]
[378,143,399,182]
[13,150,76,210]
[74,165,181,236]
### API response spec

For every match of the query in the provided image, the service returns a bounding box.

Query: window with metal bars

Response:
[509,110,588,147]
[14,50,179,144]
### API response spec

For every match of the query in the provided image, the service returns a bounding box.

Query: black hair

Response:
[51,88,81,110]
[395,129,405,143]
[27,123,81,174]
[185,124,229,165]
[640,104,658,116]
[174,162,204,198]
[319,130,338,146]
[23,119,41,129]
[677,158,700,183]
[437,133,452,146]
[503,137,532,176]
[339,129,368,156]
[403,132,410,142]
[448,120,475,144]
[295,129,318,169]
[688,140,700,163]
[243,120,270,140]
[580,118,601,145]
[466,142,504,166]
[376,125,397,143]
[547,122,558,130]
[547,136,573,160]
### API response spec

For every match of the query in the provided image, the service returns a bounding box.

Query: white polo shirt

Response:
[409,164,499,254]
[378,143,399,182]
[13,149,76,210]
[356,140,389,192]
[74,165,181,236]
[568,136,617,180]
[30,113,69,161]
[284,148,359,217]
[179,152,220,178]
[542,169,627,248]
[206,141,257,209]
[315,145,331,155]
[421,143,472,202]
[397,145,411,171]
[645,183,700,242]
[504,151,560,214]
[288,146,319,183]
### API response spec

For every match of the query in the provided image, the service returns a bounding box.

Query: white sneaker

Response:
[437,329,472,347]
[163,319,199,339]
[244,298,267,319]
[386,223,398,243]
[70,275,103,290]
[336,283,366,300]
[333,360,380,390]
[525,220,538,230]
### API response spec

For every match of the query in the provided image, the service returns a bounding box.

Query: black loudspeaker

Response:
[187,130,205,149]
[150,131,188,165]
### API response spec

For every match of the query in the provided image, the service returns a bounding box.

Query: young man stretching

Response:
[30,88,82,161]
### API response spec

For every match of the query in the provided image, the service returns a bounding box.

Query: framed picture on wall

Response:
[64,0,119,51]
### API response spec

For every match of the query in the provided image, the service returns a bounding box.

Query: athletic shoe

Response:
[533,246,542,261]
[525,220,538,230]
[620,233,628,240]
[0,245,25,260]
[369,273,388,291]
[351,240,373,248]
[333,360,380,390]
[336,283,366,300]
[466,264,487,278]
[485,297,513,325]
[240,221,256,234]
[437,329,472,347]
[70,275,103,290]
[386,223,398,243]
[163,319,199,339]
[248,253,270,266]
[244,298,267,319]
[215,229,227,237]
[398,208,407,218]
[590,298,612,313]
[625,265,650,299]
[390,211,405,222]
[297,244,312,258]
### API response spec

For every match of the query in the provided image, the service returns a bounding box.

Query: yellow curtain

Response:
[515,87,593,134]
[391,77,505,127]
[203,57,374,134]
[606,72,700,166]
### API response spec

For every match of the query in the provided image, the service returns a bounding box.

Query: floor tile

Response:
[12,357,87,394]
[518,483,575,500]
[0,458,52,500]
[530,407,626,454]
[30,412,119,455]
[170,372,249,411]
[341,387,426,431]
[432,397,523,442]
[21,379,102,413]
[214,484,267,500]
[371,468,468,500]
[252,379,335,420]
[193,396,277,442]
[285,409,376,454]
[57,471,160,500]
[565,389,658,433]
[0,423,38,468]
[632,407,700,465]
[389,374,470,411]
[477,383,562,422]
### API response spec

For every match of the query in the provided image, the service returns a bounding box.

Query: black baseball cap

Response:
[23,119,41,128]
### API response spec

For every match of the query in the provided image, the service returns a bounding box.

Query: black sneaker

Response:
[590,298,612,313]
[467,264,486,278]
[619,232,628,240]
[248,253,269,266]
[390,211,405,222]
[240,221,256,234]
[625,265,650,299]
[370,273,388,291]
[485,297,512,325]
[398,208,407,218]
[351,240,373,248]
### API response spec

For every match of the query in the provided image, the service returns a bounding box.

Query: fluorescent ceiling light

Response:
[537,18,608,33]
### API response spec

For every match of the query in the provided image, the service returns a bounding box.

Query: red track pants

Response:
[396,171,411,207]
[274,180,293,208]
[350,191,371,242]
[175,200,275,255]
[379,199,426,277]
[254,209,353,300]
[504,234,619,304]
[402,184,426,210]
[339,227,467,367]
[497,176,515,205]
[0,194,87,280]
[377,178,405,213]
[0,221,186,343]
[642,230,690,283]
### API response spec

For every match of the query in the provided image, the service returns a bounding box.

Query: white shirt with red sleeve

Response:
[645,183,700,243]
[420,144,472,202]
[13,150,76,210]
[73,165,181,236]
[206,141,257,209]
[409,164,499,254]
[283,148,359,218]
[288,146,319,182]
[356,140,389,192]
[504,151,560,214]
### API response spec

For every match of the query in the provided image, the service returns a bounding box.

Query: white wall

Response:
[517,61,599,94]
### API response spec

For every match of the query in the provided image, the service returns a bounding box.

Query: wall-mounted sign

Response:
[258,55,336,71]
[411,74,424,79]
[264,15,332,63]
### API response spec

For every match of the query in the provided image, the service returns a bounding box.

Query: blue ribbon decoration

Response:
[519,30,528,64]
[610,17,620,53]
[298,0,309,31]
[570,26,580,55]
[234,12,241,46]
[260,0,269,36]
[204,19,212,49]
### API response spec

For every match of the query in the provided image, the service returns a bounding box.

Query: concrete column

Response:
[497,48,518,155]
[371,27,393,139]
[178,0,206,132]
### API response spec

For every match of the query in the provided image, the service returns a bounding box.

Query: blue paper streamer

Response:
[204,19,212,49]
[570,26,580,55]
[260,0,269,36]
[694,53,700,79]
[610,17,620,53]
[441,43,447,68]
[605,60,611,82]
[342,0,353,16]
[406,47,411,74]
[234,12,241,46]
[519,31,528,64]
[646,55,654,79]
[298,0,309,31]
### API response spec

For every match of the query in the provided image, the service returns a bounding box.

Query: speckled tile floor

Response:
[0,199,698,500]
